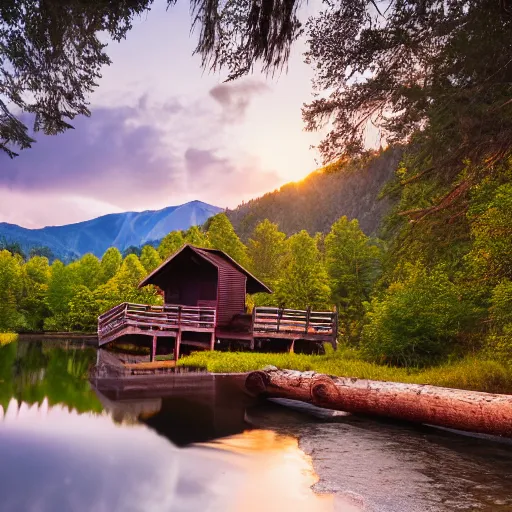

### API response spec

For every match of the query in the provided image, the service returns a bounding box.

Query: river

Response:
[0,340,511,511]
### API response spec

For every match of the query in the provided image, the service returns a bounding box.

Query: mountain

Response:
[0,200,222,260]
[227,148,402,240]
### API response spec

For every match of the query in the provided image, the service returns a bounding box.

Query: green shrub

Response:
[486,280,512,361]
[0,332,18,345]
[362,264,472,367]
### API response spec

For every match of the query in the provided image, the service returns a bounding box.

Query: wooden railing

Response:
[98,302,216,342]
[252,307,337,338]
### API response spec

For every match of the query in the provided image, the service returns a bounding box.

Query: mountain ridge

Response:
[0,200,222,260]
[227,148,402,240]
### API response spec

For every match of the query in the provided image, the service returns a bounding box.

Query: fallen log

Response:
[245,368,512,437]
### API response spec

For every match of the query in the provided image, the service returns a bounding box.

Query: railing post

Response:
[277,307,283,333]
[305,306,311,334]
[178,305,182,327]
[332,307,338,350]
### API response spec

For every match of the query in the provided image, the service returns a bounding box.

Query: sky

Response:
[0,0,328,229]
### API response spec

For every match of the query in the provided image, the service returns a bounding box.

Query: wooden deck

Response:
[253,307,337,349]
[98,303,337,354]
[98,303,216,347]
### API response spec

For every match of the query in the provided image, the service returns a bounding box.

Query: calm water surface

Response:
[1,340,511,512]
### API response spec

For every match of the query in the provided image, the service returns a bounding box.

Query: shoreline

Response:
[17,333,98,346]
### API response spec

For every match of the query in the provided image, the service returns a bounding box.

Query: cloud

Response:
[0,189,123,228]
[209,80,269,123]
[184,148,234,178]
[0,93,280,227]
[184,147,280,206]
[0,105,181,209]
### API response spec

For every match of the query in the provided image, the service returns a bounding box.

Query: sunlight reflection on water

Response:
[200,429,337,511]
[0,399,356,512]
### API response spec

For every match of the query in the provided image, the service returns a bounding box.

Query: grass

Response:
[177,347,512,394]
[0,333,18,346]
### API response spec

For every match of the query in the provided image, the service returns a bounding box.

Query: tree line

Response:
[1,198,510,369]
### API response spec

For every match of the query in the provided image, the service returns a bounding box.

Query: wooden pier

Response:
[98,302,216,360]
[98,302,337,357]
[252,307,337,350]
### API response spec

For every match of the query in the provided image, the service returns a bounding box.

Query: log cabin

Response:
[98,244,338,360]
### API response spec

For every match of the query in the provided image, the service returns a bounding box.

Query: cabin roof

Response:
[138,244,272,294]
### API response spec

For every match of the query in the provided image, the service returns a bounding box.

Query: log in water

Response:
[245,368,512,437]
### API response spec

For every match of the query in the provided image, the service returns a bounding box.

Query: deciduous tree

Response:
[140,245,162,273]
[20,256,51,330]
[158,231,185,259]
[184,225,210,248]
[362,264,473,367]
[207,214,247,265]
[325,216,382,343]
[77,253,101,290]
[46,260,75,327]
[0,250,24,331]
[247,219,286,285]
[99,247,123,284]
[274,230,331,310]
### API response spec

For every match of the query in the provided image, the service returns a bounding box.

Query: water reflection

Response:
[202,430,356,512]
[1,341,512,512]
[0,399,243,512]
[0,340,101,413]
[0,399,341,512]
[92,373,252,446]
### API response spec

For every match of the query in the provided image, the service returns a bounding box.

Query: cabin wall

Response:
[163,265,218,307]
[216,266,247,326]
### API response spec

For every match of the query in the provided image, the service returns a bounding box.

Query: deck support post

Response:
[150,335,157,362]
[210,331,215,351]
[288,339,296,353]
[250,308,256,350]
[174,330,181,363]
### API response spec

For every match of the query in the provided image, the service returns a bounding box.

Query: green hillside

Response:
[227,148,402,240]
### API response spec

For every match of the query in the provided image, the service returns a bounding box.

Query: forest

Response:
[1,162,511,371]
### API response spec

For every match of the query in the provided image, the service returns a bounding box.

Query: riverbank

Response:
[178,348,512,395]
[17,333,98,346]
